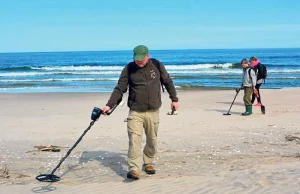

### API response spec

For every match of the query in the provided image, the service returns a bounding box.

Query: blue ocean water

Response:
[0,48,300,93]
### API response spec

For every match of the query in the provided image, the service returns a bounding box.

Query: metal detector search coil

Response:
[36,174,61,182]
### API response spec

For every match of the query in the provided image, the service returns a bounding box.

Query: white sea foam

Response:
[0,71,121,77]
[0,78,119,82]
[165,63,234,70]
[30,63,233,71]
[31,66,124,71]
[1,64,300,77]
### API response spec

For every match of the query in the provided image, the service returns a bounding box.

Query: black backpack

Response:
[260,64,267,80]
[127,58,165,92]
[249,64,267,84]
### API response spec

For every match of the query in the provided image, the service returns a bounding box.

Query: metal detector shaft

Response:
[36,99,123,182]
[224,88,241,115]
[50,101,122,174]
[35,120,97,182]
[50,120,95,175]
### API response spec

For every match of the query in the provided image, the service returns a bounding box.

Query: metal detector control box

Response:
[91,107,102,121]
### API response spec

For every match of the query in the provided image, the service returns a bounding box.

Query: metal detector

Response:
[223,88,241,115]
[36,99,123,182]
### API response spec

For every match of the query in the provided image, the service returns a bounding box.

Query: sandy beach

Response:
[1,88,300,193]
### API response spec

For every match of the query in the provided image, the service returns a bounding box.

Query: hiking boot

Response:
[126,170,139,180]
[254,102,262,106]
[144,165,156,175]
[242,105,252,116]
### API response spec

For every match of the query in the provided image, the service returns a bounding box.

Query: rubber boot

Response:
[242,105,252,116]
[248,105,253,114]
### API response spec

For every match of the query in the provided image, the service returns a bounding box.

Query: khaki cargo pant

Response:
[243,87,253,106]
[127,109,159,172]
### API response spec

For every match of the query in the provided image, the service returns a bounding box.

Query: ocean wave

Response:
[33,63,239,72]
[268,55,300,59]
[0,86,62,90]
[165,63,236,70]
[0,63,238,72]
[0,65,125,71]
[170,69,300,73]
[267,76,300,79]
[0,70,242,76]
[70,62,117,67]
[31,65,124,71]
[169,69,300,74]
[0,71,121,77]
[268,69,300,73]
[175,85,232,90]
[0,66,33,71]
[1,68,300,77]
[0,78,119,82]
[3,63,300,73]
[168,70,241,74]
[1,76,297,83]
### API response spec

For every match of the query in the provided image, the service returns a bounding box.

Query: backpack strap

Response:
[248,68,255,87]
[126,62,135,84]
[150,58,165,92]
[248,67,252,79]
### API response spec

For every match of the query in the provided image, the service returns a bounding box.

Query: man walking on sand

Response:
[101,45,179,180]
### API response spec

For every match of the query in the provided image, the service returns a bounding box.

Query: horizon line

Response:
[1,46,300,54]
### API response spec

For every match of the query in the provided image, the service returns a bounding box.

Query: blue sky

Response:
[1,0,300,52]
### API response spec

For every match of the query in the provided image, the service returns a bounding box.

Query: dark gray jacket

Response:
[106,58,178,111]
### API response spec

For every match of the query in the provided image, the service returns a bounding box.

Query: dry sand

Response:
[0,88,300,193]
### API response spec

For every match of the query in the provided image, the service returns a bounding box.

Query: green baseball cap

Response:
[133,45,148,61]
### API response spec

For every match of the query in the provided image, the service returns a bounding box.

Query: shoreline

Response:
[0,86,297,95]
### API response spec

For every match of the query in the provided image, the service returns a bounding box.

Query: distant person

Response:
[241,59,258,116]
[250,57,266,106]
[101,45,179,180]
